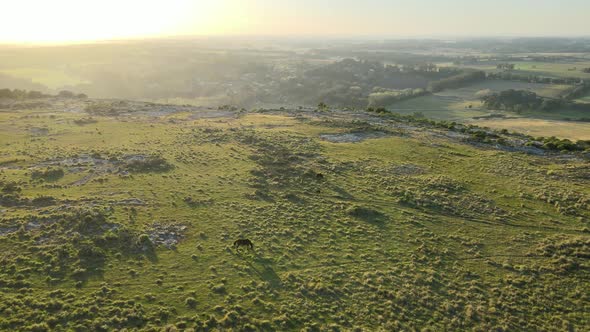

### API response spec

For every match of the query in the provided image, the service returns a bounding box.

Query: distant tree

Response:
[368,88,428,107]
[0,88,13,98]
[561,83,590,100]
[497,63,515,71]
[58,90,75,98]
[481,89,566,112]
[27,90,44,99]
[428,70,485,92]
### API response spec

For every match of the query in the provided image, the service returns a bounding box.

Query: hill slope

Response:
[0,100,589,331]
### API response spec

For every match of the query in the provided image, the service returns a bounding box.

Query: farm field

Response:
[450,60,590,79]
[386,79,590,140]
[508,61,590,79]
[469,118,590,141]
[388,79,574,119]
[0,99,588,331]
[435,80,572,99]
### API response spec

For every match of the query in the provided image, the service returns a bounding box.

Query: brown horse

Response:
[233,238,254,251]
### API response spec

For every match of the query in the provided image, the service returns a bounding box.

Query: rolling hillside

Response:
[0,99,589,331]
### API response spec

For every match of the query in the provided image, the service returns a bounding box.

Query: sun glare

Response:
[0,0,221,43]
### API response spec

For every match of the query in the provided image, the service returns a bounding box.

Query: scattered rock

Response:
[319,131,388,143]
[0,226,18,237]
[117,198,146,206]
[148,223,187,249]
[390,164,426,176]
[29,127,49,136]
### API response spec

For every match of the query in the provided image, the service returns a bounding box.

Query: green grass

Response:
[436,80,572,99]
[467,118,590,141]
[446,60,590,79]
[510,61,590,79]
[0,106,588,331]
[384,79,590,140]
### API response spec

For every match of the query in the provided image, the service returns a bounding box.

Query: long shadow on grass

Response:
[347,205,388,227]
[238,252,282,288]
[329,185,355,200]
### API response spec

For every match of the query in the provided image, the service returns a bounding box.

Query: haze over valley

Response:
[0,1,589,331]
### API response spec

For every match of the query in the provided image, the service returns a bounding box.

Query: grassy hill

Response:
[0,100,589,331]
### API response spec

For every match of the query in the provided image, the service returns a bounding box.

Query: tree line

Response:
[486,71,584,86]
[0,88,87,100]
[481,89,590,113]
[428,70,486,92]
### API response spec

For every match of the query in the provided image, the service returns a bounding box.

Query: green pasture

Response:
[0,107,588,331]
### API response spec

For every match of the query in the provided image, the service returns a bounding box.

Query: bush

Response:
[126,156,173,173]
[1,181,21,193]
[137,234,153,246]
[31,168,65,181]
[185,297,197,308]
[347,205,385,223]
[58,90,76,98]
[27,323,50,332]
[31,195,56,207]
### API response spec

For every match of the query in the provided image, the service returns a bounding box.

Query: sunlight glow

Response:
[0,0,587,43]
[0,0,222,43]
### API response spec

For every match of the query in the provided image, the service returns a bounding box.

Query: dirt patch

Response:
[390,164,427,176]
[0,226,18,237]
[189,110,236,119]
[29,127,49,136]
[84,100,211,117]
[496,144,546,156]
[116,198,146,206]
[36,153,169,186]
[148,223,187,249]
[319,131,388,143]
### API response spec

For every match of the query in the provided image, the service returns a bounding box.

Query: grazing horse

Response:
[233,238,254,251]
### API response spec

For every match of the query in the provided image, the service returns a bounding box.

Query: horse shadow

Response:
[239,252,282,288]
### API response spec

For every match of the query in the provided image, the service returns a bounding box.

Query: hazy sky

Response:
[1,0,588,43]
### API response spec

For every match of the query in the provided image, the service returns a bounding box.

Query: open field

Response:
[0,100,588,331]
[435,80,572,99]
[449,60,590,79]
[469,118,590,141]
[388,98,590,140]
[385,79,590,141]
[510,61,590,79]
[388,79,575,119]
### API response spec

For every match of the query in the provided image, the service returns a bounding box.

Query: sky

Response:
[0,0,588,43]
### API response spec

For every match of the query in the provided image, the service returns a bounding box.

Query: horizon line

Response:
[1,33,590,47]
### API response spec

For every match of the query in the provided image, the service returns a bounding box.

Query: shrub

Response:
[211,284,226,294]
[1,181,21,193]
[185,297,197,308]
[58,90,76,98]
[27,323,50,332]
[31,195,56,206]
[126,156,173,173]
[137,234,153,247]
[347,205,385,223]
[31,168,65,181]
